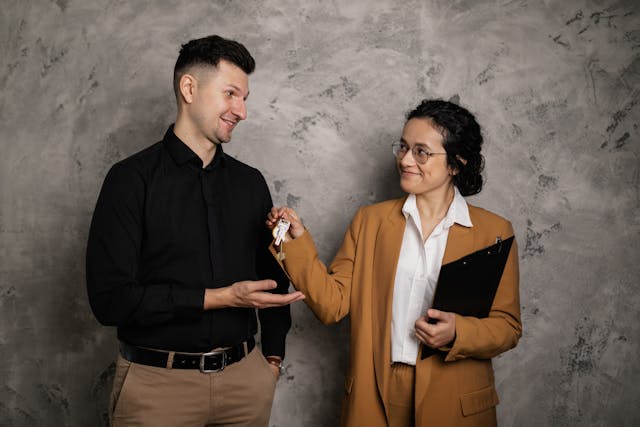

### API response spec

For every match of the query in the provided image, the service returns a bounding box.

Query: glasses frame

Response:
[391,142,448,165]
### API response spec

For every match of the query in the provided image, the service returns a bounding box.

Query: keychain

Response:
[272,219,290,260]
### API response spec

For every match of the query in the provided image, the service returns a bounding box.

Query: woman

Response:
[268,99,521,426]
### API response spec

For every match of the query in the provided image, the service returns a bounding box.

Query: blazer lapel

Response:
[371,199,406,419]
[441,222,474,264]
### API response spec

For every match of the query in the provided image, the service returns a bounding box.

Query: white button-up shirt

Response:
[390,187,473,365]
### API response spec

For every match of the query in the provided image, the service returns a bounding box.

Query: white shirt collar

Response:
[402,187,473,233]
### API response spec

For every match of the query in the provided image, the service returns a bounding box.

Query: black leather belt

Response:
[119,337,255,373]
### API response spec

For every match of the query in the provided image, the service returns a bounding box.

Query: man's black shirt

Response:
[86,126,291,356]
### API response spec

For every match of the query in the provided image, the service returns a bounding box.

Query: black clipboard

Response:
[421,236,514,359]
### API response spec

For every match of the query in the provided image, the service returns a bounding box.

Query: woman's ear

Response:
[450,155,467,176]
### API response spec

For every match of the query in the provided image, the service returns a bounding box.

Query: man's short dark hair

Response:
[406,99,485,196]
[173,35,255,98]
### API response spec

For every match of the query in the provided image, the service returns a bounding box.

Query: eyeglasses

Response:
[391,142,447,164]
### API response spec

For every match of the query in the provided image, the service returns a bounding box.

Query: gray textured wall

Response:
[1,0,638,426]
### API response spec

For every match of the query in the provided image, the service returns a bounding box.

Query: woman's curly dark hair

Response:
[406,99,484,196]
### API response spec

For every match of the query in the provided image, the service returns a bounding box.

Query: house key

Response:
[272,218,291,246]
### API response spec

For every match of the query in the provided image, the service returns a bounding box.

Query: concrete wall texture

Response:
[1,0,638,426]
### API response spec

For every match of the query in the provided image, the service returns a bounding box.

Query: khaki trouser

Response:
[110,347,277,427]
[385,363,416,427]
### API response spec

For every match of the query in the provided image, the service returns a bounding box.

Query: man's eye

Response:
[225,91,233,97]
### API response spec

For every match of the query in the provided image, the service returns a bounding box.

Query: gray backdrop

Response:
[1,0,639,426]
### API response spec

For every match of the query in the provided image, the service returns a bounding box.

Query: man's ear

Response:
[179,73,197,104]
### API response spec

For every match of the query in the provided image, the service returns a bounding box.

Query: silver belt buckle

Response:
[199,349,227,373]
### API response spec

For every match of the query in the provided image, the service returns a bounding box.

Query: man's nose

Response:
[232,99,247,120]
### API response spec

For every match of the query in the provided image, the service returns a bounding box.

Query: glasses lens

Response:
[414,149,427,164]
[392,143,404,158]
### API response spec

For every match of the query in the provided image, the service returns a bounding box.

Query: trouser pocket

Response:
[109,355,132,420]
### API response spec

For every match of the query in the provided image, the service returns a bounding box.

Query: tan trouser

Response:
[385,363,416,427]
[110,347,277,427]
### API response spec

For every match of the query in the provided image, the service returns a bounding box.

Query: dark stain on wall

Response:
[291,115,317,141]
[319,76,360,100]
[1,285,17,301]
[273,180,285,193]
[53,0,70,12]
[291,112,343,141]
[37,38,69,78]
[416,75,427,95]
[511,123,523,138]
[606,97,638,134]
[601,95,638,149]
[425,62,444,87]
[549,34,571,49]
[537,174,558,190]
[448,94,460,105]
[38,383,70,417]
[590,7,622,27]
[548,315,628,425]
[286,193,301,208]
[624,29,640,48]
[523,219,561,258]
[526,99,569,126]
[90,362,115,398]
[566,321,601,375]
[1,19,28,91]
[90,362,115,426]
[476,64,497,85]
[0,385,41,425]
[566,10,584,25]
[613,131,631,149]
[565,4,632,34]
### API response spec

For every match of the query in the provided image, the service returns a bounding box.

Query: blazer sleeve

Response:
[269,208,364,325]
[444,220,522,362]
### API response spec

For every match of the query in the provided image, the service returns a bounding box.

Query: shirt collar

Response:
[446,187,473,228]
[402,187,473,231]
[162,124,226,169]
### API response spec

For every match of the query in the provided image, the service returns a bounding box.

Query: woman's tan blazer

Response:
[273,197,521,426]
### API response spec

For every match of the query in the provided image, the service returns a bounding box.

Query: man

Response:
[86,35,304,427]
